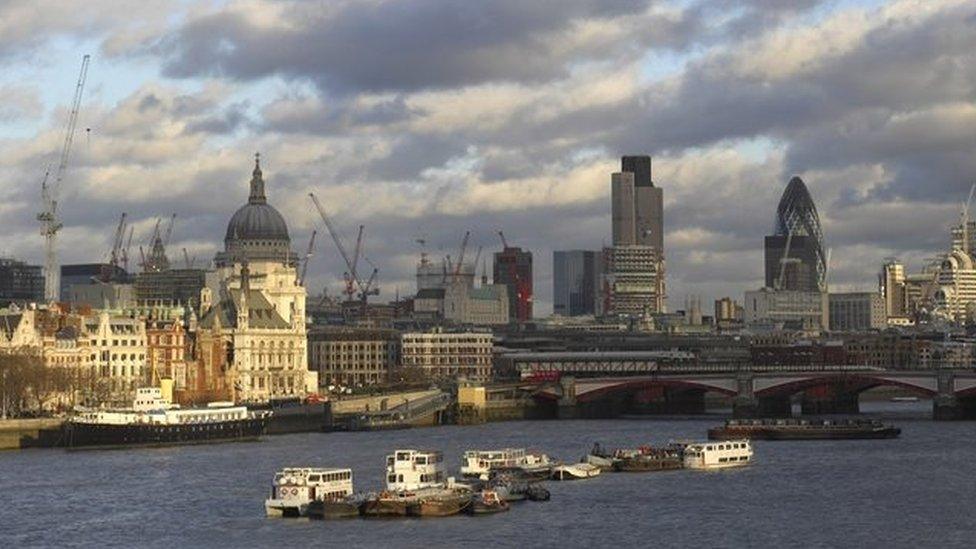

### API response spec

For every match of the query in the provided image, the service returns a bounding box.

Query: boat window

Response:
[416,457,427,465]
[308,475,320,482]
[388,474,396,483]
[397,452,410,461]
[706,446,713,451]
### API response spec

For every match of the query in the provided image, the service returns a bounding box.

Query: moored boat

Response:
[460,448,554,481]
[682,440,753,470]
[613,445,684,472]
[409,492,470,517]
[66,388,271,449]
[468,490,509,515]
[306,497,362,519]
[707,418,901,440]
[551,462,602,480]
[265,467,354,517]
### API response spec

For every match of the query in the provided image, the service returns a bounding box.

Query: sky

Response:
[1,0,974,315]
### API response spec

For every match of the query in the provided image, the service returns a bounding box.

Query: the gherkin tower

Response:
[764,177,827,292]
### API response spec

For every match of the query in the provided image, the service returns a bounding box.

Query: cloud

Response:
[2,0,975,315]
[154,0,698,93]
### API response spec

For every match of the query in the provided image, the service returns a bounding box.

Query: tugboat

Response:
[707,418,901,440]
[468,490,509,515]
[265,467,354,517]
[682,440,753,470]
[65,387,271,449]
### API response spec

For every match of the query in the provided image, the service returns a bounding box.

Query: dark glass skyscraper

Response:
[764,176,827,292]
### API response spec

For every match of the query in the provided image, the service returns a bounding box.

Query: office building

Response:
[553,250,601,316]
[399,329,493,381]
[604,155,665,316]
[0,258,44,307]
[763,177,827,292]
[308,326,399,388]
[828,292,886,331]
[493,242,532,322]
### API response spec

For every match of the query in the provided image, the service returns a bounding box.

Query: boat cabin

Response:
[683,440,753,470]
[460,448,526,477]
[266,467,354,517]
[385,449,446,492]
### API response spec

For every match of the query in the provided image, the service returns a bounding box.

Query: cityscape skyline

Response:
[1,0,975,314]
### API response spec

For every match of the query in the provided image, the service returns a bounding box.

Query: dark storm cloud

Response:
[155,0,692,93]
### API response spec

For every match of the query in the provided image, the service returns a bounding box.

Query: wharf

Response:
[0,418,64,450]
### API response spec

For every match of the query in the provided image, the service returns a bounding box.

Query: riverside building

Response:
[399,329,493,381]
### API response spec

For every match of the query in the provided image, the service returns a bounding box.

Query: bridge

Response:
[514,363,976,420]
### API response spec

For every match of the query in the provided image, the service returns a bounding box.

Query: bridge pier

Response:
[557,376,578,419]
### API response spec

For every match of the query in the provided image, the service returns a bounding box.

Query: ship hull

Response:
[613,457,683,472]
[64,417,268,449]
[708,426,901,441]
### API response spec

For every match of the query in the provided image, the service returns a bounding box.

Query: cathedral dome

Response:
[215,154,298,267]
[225,203,290,243]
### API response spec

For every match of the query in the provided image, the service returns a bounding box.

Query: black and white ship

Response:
[64,388,271,449]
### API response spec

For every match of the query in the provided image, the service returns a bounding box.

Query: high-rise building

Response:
[493,243,532,322]
[763,177,827,292]
[0,258,44,307]
[604,155,665,316]
[601,245,664,316]
[879,259,908,321]
[553,250,602,316]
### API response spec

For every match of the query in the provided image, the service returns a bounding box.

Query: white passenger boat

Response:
[551,462,602,480]
[265,467,354,517]
[460,448,554,480]
[363,449,467,517]
[682,440,753,470]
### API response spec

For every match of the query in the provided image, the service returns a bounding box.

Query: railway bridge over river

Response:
[500,352,976,420]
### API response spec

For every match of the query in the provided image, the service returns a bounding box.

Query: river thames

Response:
[1,402,973,548]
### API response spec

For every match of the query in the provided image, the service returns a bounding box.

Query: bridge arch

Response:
[755,374,938,399]
[576,378,736,403]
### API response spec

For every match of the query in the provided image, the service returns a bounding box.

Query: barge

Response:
[708,418,901,440]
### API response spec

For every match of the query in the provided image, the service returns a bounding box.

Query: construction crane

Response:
[121,226,134,273]
[309,193,379,311]
[38,54,90,301]
[182,248,195,269]
[298,230,317,286]
[453,231,470,277]
[163,213,176,246]
[108,213,127,269]
[498,230,509,249]
[352,225,364,280]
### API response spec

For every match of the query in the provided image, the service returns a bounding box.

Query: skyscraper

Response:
[493,241,532,322]
[604,155,665,316]
[553,250,601,316]
[763,177,826,292]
